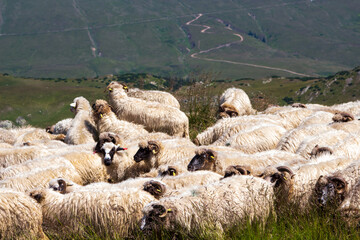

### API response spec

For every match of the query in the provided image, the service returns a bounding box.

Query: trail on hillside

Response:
[72,0,99,58]
[187,14,310,77]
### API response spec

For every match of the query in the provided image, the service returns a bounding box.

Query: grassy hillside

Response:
[1,66,359,130]
[0,0,359,78]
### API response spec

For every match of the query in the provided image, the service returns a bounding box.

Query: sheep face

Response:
[332,112,355,122]
[143,180,166,198]
[187,149,216,172]
[49,178,72,194]
[92,99,112,120]
[140,203,174,232]
[219,106,238,118]
[291,103,307,108]
[310,145,333,158]
[223,165,251,178]
[29,189,46,203]
[134,141,160,163]
[100,142,127,166]
[315,176,348,207]
[159,166,178,177]
[94,132,121,153]
[106,81,128,93]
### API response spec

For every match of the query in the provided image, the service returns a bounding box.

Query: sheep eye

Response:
[53,187,58,191]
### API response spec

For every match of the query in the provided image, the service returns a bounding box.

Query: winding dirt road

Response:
[187,13,310,77]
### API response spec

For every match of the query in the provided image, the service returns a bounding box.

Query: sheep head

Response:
[143,180,167,199]
[261,166,294,187]
[159,166,179,177]
[70,96,91,113]
[310,145,333,158]
[332,112,355,123]
[48,178,74,194]
[291,103,307,108]
[105,81,128,93]
[46,125,55,134]
[187,149,217,172]
[219,103,239,118]
[223,165,252,178]
[315,175,348,208]
[94,132,123,153]
[29,189,46,203]
[140,203,175,232]
[92,99,113,121]
[134,141,161,163]
[100,142,127,166]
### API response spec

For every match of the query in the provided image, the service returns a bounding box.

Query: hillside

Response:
[1,66,359,129]
[0,0,359,78]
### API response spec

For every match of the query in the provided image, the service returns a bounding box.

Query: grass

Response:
[0,0,359,78]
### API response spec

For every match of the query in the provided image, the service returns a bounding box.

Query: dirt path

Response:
[187,13,310,77]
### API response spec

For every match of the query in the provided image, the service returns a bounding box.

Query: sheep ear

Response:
[94,141,102,153]
[148,141,160,154]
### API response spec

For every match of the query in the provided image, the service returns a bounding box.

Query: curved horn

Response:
[57,179,67,194]
[329,176,348,194]
[143,180,166,198]
[276,166,294,177]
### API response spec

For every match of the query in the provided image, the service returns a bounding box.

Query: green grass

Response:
[0,0,359,78]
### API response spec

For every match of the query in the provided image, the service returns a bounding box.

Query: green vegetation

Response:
[0,0,359,78]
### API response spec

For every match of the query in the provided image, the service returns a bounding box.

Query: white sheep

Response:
[0,126,37,145]
[106,81,189,138]
[295,129,350,158]
[187,148,303,175]
[127,86,181,109]
[297,111,334,127]
[223,123,287,153]
[264,155,354,211]
[29,186,156,238]
[194,114,286,146]
[140,175,274,236]
[46,118,73,135]
[65,96,98,145]
[218,87,255,118]
[0,188,46,239]
[0,163,83,192]
[13,127,65,146]
[277,124,334,153]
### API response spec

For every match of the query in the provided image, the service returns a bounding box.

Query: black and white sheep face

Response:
[315,176,348,207]
[187,150,215,172]
[140,204,172,232]
[100,142,126,166]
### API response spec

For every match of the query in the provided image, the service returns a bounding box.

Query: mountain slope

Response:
[0,0,359,78]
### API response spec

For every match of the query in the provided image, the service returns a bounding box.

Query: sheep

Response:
[65,96,98,145]
[13,128,66,146]
[194,114,286,146]
[106,81,189,137]
[314,160,360,209]
[92,99,171,143]
[133,139,198,171]
[126,86,181,109]
[222,124,287,153]
[277,124,334,153]
[0,155,72,180]
[187,148,304,175]
[274,107,315,129]
[0,188,46,239]
[331,100,360,116]
[0,145,53,169]
[297,111,334,127]
[330,120,360,133]
[0,163,83,192]
[218,87,255,118]
[332,111,355,123]
[140,175,274,236]
[295,129,350,158]
[142,170,222,199]
[0,126,37,145]
[46,118,73,135]
[337,180,360,225]
[263,155,354,211]
[309,145,333,158]
[331,133,360,161]
[29,187,156,238]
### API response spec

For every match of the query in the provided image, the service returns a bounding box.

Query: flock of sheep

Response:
[1,82,360,239]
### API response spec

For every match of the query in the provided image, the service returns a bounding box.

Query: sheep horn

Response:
[276,166,294,177]
[58,179,67,194]
[329,176,348,194]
